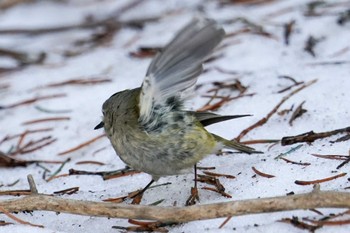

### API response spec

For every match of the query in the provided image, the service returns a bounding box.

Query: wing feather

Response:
[139,18,225,124]
[189,111,252,126]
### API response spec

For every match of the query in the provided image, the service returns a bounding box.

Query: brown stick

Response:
[304,218,350,226]
[0,206,43,228]
[44,78,112,88]
[294,173,347,185]
[0,128,53,146]
[252,166,275,178]
[0,188,349,222]
[236,79,317,141]
[281,126,350,145]
[2,94,66,109]
[280,157,311,166]
[22,117,70,125]
[0,0,149,36]
[58,134,106,156]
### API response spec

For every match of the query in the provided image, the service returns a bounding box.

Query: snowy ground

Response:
[0,0,350,232]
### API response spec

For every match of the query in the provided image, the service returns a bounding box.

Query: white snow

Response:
[0,0,349,232]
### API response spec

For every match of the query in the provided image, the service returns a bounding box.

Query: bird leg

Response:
[129,179,155,201]
[185,164,200,206]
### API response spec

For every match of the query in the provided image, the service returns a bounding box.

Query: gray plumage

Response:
[139,18,225,126]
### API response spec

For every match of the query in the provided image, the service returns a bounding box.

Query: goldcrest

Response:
[95,18,259,184]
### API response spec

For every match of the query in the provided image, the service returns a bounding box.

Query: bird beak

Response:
[94,121,104,130]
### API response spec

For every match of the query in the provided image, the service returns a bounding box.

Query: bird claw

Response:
[185,187,200,206]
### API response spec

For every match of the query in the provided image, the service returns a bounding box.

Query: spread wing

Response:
[139,18,225,124]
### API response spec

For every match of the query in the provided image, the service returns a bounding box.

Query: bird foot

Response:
[185,187,200,206]
[127,189,145,204]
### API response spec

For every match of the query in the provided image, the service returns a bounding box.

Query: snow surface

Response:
[0,0,349,232]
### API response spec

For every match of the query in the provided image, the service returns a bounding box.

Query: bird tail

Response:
[211,133,262,154]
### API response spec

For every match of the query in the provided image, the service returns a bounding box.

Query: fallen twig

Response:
[275,145,303,160]
[331,133,350,143]
[43,77,111,88]
[196,174,231,198]
[197,93,254,112]
[69,167,141,180]
[22,117,70,125]
[129,47,162,58]
[0,0,33,10]
[311,153,349,161]
[10,136,57,155]
[279,216,321,232]
[252,166,275,178]
[53,187,79,196]
[283,20,295,45]
[75,160,105,166]
[0,152,63,167]
[280,157,311,166]
[0,189,32,196]
[0,205,43,228]
[0,48,45,66]
[281,126,350,145]
[58,134,106,156]
[0,128,53,146]
[114,220,174,232]
[1,186,350,223]
[0,94,66,109]
[0,220,12,226]
[34,106,71,114]
[236,79,317,141]
[336,157,350,169]
[202,187,232,198]
[295,173,347,185]
[305,61,350,66]
[304,36,324,57]
[202,171,235,179]
[241,139,280,144]
[0,15,154,36]
[304,217,350,226]
[277,75,304,94]
[46,159,71,182]
[289,101,307,126]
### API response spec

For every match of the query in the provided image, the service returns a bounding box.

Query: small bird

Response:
[95,18,260,199]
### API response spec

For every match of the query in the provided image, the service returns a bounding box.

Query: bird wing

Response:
[139,18,225,124]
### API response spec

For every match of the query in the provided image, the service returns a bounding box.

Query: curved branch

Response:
[0,189,349,222]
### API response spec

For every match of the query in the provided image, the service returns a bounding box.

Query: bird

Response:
[95,18,260,201]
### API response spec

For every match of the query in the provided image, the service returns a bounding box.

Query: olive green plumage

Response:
[96,18,260,181]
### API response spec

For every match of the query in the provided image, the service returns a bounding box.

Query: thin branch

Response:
[69,167,140,180]
[0,13,156,36]
[43,77,111,88]
[289,101,307,126]
[281,126,350,145]
[58,134,106,156]
[22,117,70,125]
[0,190,349,222]
[27,175,38,194]
[0,206,43,228]
[46,159,71,182]
[1,94,66,109]
[280,157,311,166]
[236,79,317,141]
[295,173,347,185]
[252,166,275,178]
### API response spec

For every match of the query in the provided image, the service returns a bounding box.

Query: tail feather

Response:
[211,133,262,154]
